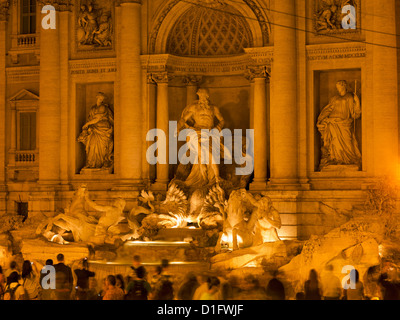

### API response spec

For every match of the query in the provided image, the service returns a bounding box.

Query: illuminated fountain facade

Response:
[1,0,400,298]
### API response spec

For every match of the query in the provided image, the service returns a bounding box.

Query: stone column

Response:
[145,73,157,183]
[58,6,70,186]
[247,66,269,190]
[38,2,61,185]
[118,0,143,185]
[270,0,298,187]
[152,72,171,190]
[367,0,398,177]
[0,2,8,214]
[244,73,255,129]
[183,76,202,106]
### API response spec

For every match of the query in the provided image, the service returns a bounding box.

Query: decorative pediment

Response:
[9,89,39,102]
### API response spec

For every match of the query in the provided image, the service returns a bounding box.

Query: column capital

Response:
[182,75,203,86]
[151,72,174,84]
[0,1,9,22]
[245,65,270,81]
[147,73,156,85]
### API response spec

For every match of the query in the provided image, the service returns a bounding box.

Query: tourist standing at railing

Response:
[0,266,5,300]
[125,266,152,300]
[304,269,322,300]
[103,275,125,300]
[4,261,19,279]
[149,265,163,289]
[115,274,125,292]
[3,272,25,300]
[40,259,55,300]
[343,269,364,300]
[130,255,147,280]
[199,276,221,300]
[54,254,73,300]
[192,273,209,300]
[177,272,200,300]
[320,264,342,300]
[266,270,285,300]
[21,260,40,300]
[74,258,95,300]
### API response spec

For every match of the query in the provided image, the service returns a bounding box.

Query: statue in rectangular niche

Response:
[77,1,113,48]
[317,80,361,171]
[77,92,114,172]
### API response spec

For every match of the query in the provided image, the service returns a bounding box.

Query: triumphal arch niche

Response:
[143,0,273,193]
[123,0,278,243]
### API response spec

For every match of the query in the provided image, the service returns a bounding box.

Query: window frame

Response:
[20,0,37,35]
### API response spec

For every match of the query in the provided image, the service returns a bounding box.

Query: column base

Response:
[268,178,301,191]
[112,179,146,191]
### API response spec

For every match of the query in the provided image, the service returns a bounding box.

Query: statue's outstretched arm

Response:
[266,209,282,229]
[317,101,334,125]
[85,195,109,212]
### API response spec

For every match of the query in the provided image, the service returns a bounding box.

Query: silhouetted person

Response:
[177,272,200,300]
[21,260,40,300]
[364,266,382,300]
[40,259,54,300]
[103,275,125,300]
[125,266,151,300]
[266,271,285,300]
[54,253,73,300]
[131,255,146,278]
[153,278,174,300]
[321,264,341,300]
[379,272,400,300]
[4,261,19,278]
[295,292,305,300]
[304,269,321,300]
[74,258,95,300]
[200,276,221,300]
[344,269,364,300]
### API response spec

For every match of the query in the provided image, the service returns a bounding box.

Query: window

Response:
[21,0,36,34]
[19,112,36,151]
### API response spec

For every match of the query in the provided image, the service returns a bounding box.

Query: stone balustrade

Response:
[15,151,38,164]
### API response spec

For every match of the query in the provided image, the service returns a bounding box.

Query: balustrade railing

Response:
[15,151,38,163]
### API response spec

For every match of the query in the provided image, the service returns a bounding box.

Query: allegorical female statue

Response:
[78,92,114,170]
[317,80,361,170]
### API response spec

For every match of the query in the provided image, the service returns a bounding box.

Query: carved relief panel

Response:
[76,0,114,52]
[314,0,360,35]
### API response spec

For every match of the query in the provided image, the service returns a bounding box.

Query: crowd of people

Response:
[0,253,400,300]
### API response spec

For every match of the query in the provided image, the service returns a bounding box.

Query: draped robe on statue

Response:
[78,102,114,169]
[183,129,232,189]
[317,92,361,169]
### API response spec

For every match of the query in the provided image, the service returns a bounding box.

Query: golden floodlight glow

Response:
[124,240,191,246]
